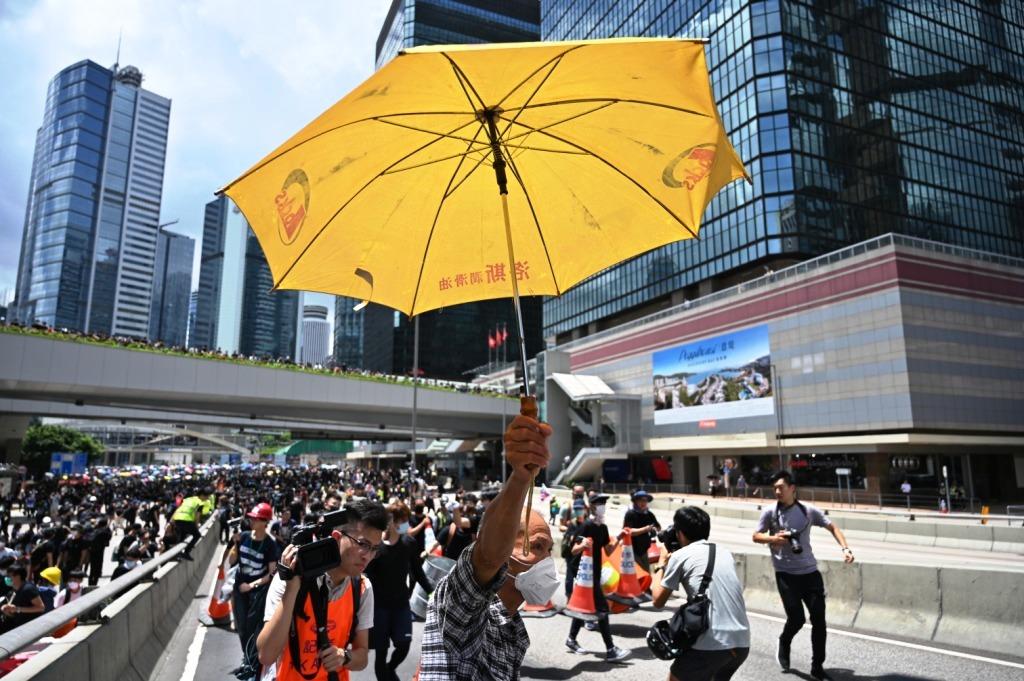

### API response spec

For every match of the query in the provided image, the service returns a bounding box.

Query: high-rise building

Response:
[376,0,547,380]
[149,227,194,346]
[540,0,1024,342]
[186,290,198,348]
[334,296,394,373]
[377,0,542,67]
[239,231,301,360]
[11,60,171,337]
[300,305,331,366]
[192,196,247,352]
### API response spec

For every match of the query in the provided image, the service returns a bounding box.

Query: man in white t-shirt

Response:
[651,506,750,681]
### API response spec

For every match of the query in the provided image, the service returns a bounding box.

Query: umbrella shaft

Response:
[484,111,508,195]
[500,194,530,398]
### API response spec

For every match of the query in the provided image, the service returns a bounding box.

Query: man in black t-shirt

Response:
[623,490,661,573]
[0,564,45,633]
[29,531,55,581]
[438,504,474,561]
[59,524,89,575]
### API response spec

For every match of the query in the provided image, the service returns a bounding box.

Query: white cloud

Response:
[0,0,391,303]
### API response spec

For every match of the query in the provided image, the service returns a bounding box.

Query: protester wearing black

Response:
[0,564,45,633]
[59,524,88,575]
[365,503,432,681]
[218,500,233,544]
[623,489,660,573]
[87,519,112,586]
[437,504,474,561]
[230,503,279,681]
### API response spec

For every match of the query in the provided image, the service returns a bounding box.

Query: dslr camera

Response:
[781,529,802,554]
[657,526,681,554]
[280,509,349,580]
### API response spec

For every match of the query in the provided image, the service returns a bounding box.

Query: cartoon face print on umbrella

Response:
[662,143,717,190]
[275,169,311,245]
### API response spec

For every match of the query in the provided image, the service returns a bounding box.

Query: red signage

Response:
[698,420,717,429]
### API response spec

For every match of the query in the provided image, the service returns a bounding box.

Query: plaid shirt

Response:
[418,543,530,681]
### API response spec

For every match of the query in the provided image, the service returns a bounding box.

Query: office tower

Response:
[540,0,1024,342]
[186,290,198,348]
[300,305,331,366]
[238,231,300,360]
[376,0,547,380]
[149,227,194,346]
[334,296,394,373]
[12,60,171,337]
[192,196,247,351]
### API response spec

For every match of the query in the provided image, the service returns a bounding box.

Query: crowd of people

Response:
[2,322,507,397]
[0,412,857,681]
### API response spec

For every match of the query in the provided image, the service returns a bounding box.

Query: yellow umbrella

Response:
[220,38,748,535]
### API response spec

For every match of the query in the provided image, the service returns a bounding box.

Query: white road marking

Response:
[180,618,208,681]
[747,612,1024,670]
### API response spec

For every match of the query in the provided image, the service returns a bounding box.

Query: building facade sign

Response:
[653,324,773,425]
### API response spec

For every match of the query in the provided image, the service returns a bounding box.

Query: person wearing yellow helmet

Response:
[38,566,61,611]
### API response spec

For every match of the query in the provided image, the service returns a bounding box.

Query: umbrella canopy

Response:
[220,37,747,317]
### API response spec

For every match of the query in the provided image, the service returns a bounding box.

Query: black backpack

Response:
[647,543,716,660]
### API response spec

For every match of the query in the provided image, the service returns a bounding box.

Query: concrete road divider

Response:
[4,520,218,681]
[933,568,1024,658]
[852,563,941,641]
[817,559,861,628]
[992,526,1024,554]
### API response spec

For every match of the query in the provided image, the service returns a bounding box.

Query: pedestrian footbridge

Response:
[0,331,512,440]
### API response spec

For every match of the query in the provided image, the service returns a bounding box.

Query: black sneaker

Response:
[810,666,832,680]
[565,637,582,654]
[585,620,599,631]
[776,638,791,672]
[606,646,631,663]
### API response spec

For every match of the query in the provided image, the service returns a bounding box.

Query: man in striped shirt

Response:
[230,502,280,681]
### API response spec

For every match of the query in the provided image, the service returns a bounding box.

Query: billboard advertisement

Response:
[653,325,773,425]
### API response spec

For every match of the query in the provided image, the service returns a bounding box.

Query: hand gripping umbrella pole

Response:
[482,108,539,557]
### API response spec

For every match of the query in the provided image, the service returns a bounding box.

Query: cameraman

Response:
[651,507,750,681]
[753,472,855,681]
[258,498,385,680]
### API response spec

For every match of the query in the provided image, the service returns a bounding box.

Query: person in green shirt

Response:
[172,487,213,561]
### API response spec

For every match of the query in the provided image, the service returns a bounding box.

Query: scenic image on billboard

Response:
[653,325,773,425]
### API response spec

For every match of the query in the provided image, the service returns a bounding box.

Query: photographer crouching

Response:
[651,507,750,681]
[258,499,387,680]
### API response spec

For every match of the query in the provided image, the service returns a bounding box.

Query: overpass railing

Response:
[0,516,216,663]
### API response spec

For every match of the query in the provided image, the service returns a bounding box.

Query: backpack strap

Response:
[348,576,362,647]
[287,581,318,680]
[696,543,716,598]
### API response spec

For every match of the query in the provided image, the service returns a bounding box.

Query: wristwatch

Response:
[342,649,352,667]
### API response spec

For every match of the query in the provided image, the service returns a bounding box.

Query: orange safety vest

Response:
[276,578,363,681]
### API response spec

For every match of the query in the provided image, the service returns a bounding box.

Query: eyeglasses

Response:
[340,531,382,555]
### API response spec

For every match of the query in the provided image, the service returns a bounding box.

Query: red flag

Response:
[488,332,496,350]
[502,325,509,343]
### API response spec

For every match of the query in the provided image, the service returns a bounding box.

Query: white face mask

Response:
[512,557,560,606]
[594,505,606,522]
[68,581,81,592]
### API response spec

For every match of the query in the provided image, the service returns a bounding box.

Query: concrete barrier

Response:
[992,525,1024,554]
[818,560,861,628]
[883,519,937,547]
[853,563,941,641]
[932,568,1024,658]
[5,519,218,681]
[934,523,994,551]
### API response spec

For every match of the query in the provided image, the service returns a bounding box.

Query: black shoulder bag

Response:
[646,543,716,660]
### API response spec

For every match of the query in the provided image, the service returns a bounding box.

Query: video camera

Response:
[284,509,349,580]
[657,526,681,554]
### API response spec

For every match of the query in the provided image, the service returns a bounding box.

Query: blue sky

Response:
[0,0,391,319]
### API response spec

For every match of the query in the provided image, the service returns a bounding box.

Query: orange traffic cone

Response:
[198,564,232,626]
[647,542,661,565]
[521,600,558,618]
[52,617,77,638]
[564,544,599,622]
[608,531,643,606]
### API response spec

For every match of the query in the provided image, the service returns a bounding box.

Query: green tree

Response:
[20,424,104,478]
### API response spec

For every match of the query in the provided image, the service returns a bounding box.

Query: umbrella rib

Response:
[409,126,486,316]
[502,97,712,121]
[500,140,561,297]
[384,142,580,177]
[497,51,574,143]
[499,115,700,240]
[374,117,485,146]
[271,117,480,289]
[495,45,584,110]
[499,101,616,153]
[220,112,474,193]
[441,52,487,112]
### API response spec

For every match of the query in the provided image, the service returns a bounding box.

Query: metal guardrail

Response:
[0,516,215,661]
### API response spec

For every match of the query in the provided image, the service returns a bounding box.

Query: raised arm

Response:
[471,415,551,587]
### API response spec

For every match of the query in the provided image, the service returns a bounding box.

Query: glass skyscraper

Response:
[540,0,1023,341]
[239,231,300,360]
[334,296,394,373]
[375,0,547,380]
[149,227,194,347]
[12,60,171,338]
